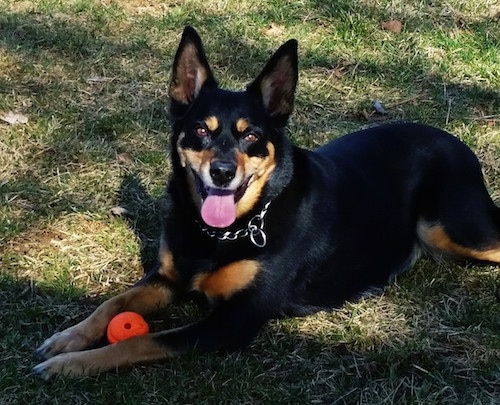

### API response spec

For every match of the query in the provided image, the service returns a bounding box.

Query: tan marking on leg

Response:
[205,115,219,132]
[159,237,178,282]
[419,223,500,263]
[235,118,250,133]
[192,260,260,300]
[236,142,276,217]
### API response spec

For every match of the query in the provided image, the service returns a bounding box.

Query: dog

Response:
[32,26,500,379]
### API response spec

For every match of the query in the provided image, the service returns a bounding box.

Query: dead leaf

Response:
[381,20,403,33]
[116,152,134,165]
[357,108,390,123]
[0,111,29,124]
[108,206,133,219]
[264,22,285,37]
[373,99,387,115]
[87,74,114,83]
[488,7,500,19]
[455,17,467,30]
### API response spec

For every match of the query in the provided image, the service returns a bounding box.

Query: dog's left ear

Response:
[169,26,217,117]
[247,39,298,125]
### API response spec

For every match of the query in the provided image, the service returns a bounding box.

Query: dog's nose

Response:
[210,161,236,187]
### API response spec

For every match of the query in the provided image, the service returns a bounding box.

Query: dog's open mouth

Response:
[193,171,250,228]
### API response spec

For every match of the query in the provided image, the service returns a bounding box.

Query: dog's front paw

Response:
[32,352,98,380]
[32,355,68,381]
[35,327,94,360]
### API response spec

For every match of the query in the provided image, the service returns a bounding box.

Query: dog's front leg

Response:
[32,331,171,380]
[34,261,177,362]
[32,300,266,380]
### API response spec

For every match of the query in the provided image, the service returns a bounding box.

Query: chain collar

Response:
[197,202,271,248]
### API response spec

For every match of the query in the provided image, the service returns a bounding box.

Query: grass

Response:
[1,0,499,403]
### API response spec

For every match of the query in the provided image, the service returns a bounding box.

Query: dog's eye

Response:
[196,127,208,137]
[244,133,259,142]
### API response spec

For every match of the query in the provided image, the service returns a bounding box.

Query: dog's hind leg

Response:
[418,221,500,263]
[418,186,500,263]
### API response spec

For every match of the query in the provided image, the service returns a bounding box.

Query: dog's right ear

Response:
[169,26,217,118]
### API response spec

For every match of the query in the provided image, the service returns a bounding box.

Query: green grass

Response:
[1,0,499,403]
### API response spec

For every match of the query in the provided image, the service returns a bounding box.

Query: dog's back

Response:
[284,122,500,309]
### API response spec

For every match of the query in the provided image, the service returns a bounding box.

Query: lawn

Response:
[1,0,499,403]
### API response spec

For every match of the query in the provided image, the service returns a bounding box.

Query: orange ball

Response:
[107,312,150,344]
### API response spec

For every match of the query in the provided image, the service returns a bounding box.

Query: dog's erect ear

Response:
[247,39,298,124]
[169,26,217,116]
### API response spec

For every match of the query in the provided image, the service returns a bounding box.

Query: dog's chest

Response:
[176,254,260,301]
[189,259,260,300]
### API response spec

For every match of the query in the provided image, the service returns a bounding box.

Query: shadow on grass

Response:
[0,11,172,247]
[114,174,163,272]
[2,266,499,404]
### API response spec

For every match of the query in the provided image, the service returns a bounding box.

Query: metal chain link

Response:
[197,202,271,247]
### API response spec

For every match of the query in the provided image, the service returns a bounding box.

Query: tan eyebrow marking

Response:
[235,118,250,133]
[205,116,219,132]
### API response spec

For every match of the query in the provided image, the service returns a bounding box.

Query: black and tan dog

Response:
[33,26,500,379]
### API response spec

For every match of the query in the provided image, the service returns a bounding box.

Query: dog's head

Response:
[169,26,298,229]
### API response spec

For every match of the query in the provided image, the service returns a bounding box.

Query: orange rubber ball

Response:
[107,312,150,344]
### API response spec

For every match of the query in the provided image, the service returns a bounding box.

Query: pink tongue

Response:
[201,189,236,228]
